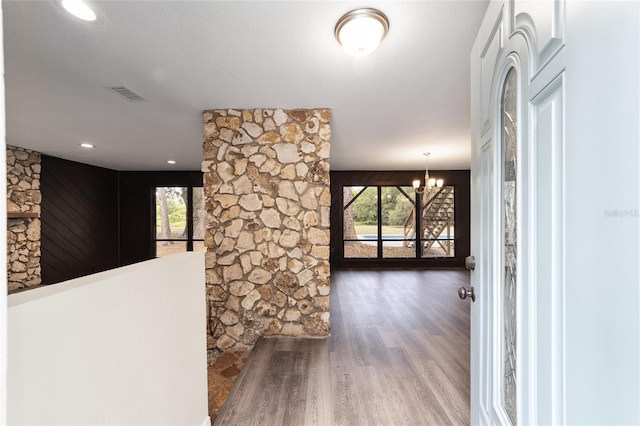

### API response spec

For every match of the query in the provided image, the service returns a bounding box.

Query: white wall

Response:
[0,3,7,424]
[7,253,209,426]
[565,1,640,424]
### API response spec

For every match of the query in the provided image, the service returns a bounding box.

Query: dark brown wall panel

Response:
[118,171,203,266]
[40,156,119,284]
[330,170,470,268]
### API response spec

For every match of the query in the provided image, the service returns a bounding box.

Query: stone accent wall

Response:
[202,108,331,363]
[7,145,42,292]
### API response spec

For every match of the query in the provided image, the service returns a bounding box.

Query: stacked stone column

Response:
[202,108,331,363]
[7,146,42,292]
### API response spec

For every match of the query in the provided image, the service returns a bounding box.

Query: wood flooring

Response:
[216,269,471,425]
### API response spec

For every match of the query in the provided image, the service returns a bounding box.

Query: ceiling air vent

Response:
[106,86,146,102]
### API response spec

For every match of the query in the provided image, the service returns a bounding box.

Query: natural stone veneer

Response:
[202,108,331,363]
[7,145,42,292]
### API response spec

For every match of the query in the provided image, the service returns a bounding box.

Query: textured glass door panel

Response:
[501,67,518,425]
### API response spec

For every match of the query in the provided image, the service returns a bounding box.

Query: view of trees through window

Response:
[343,184,455,260]
[155,187,205,257]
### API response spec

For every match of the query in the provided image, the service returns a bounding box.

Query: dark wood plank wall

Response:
[40,155,119,285]
[330,170,470,268]
[39,160,467,282]
[40,157,203,283]
[118,171,203,266]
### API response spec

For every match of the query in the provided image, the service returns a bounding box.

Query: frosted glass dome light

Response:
[61,0,97,22]
[335,8,389,57]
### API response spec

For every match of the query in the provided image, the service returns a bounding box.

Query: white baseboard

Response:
[201,415,211,426]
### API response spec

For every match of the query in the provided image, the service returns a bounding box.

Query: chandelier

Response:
[412,152,443,194]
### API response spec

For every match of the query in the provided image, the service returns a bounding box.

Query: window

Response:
[154,186,205,257]
[343,186,378,258]
[342,184,455,260]
[420,185,455,258]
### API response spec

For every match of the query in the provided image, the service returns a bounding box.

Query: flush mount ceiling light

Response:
[79,143,94,149]
[167,160,177,165]
[60,0,98,22]
[335,8,389,57]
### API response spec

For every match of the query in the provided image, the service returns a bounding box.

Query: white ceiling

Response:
[3,0,489,171]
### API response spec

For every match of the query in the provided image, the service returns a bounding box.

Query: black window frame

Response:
[342,184,456,260]
[342,184,420,259]
[153,185,204,256]
[330,170,470,268]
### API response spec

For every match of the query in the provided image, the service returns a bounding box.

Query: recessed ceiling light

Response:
[80,143,94,149]
[335,8,389,57]
[61,0,97,22]
[167,160,177,165]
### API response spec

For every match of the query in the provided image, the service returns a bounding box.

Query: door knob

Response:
[465,255,476,271]
[458,286,475,302]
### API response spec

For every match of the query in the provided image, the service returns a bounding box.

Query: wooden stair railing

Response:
[422,187,455,255]
[403,209,416,247]
[402,186,455,254]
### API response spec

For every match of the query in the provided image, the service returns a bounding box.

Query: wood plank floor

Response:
[216,269,470,425]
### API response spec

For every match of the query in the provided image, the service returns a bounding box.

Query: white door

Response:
[468,1,640,424]
[469,1,567,424]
